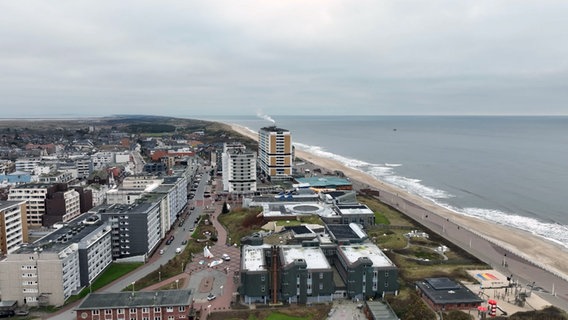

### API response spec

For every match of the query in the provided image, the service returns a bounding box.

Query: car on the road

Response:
[159,249,164,255]
[207,293,216,301]
[181,239,188,245]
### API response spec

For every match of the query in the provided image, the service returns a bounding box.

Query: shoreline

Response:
[227,122,568,306]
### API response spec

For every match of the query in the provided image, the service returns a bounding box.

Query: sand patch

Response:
[199,276,214,293]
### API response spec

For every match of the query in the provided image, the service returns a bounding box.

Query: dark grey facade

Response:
[335,246,399,300]
[93,201,161,260]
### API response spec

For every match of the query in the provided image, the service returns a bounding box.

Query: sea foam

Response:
[293,141,568,249]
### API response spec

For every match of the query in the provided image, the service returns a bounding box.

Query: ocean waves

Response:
[294,141,568,250]
[460,207,568,250]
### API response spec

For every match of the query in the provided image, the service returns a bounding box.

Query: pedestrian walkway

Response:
[141,184,241,318]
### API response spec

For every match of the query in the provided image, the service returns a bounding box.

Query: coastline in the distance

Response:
[228,122,568,303]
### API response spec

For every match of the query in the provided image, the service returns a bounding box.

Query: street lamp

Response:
[220,285,223,296]
[131,281,135,295]
[175,279,179,289]
[159,271,161,282]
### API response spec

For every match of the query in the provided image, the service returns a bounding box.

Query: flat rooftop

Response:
[242,245,270,272]
[339,244,395,268]
[281,246,330,270]
[295,176,352,188]
[16,213,106,254]
[335,204,374,215]
[0,200,23,210]
[76,290,192,309]
[416,278,483,305]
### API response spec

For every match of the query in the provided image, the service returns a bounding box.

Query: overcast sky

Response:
[1,1,567,117]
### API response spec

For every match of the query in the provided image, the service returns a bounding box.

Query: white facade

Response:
[91,152,115,171]
[115,152,130,164]
[222,145,257,193]
[86,184,109,207]
[0,216,112,307]
[78,223,113,287]
[15,158,41,173]
[121,176,163,190]
[0,201,27,255]
[0,247,79,307]
[106,189,144,205]
[38,171,74,184]
[62,189,81,222]
[8,185,49,226]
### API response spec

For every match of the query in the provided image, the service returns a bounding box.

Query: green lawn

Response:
[65,262,143,304]
[265,313,310,320]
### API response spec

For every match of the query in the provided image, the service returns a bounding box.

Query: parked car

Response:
[175,247,182,254]
[181,239,188,245]
[222,254,230,261]
[207,293,216,301]
[159,249,164,255]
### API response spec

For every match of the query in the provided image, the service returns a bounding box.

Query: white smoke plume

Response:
[256,109,276,123]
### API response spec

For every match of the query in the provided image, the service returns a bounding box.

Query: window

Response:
[178,306,185,312]
[319,273,323,279]
[142,308,149,313]
[319,283,323,290]
[118,309,124,314]
[154,307,161,312]
[130,309,136,314]
[93,310,100,315]
[105,309,112,315]
[166,307,173,312]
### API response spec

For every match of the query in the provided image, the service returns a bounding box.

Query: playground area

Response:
[464,269,553,317]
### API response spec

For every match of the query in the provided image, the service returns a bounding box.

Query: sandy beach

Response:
[229,123,568,307]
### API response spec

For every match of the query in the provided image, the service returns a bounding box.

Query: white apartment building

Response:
[0,215,112,307]
[258,126,293,180]
[222,144,257,193]
[15,158,41,173]
[91,152,115,171]
[8,184,49,226]
[0,201,28,255]
[38,171,74,184]
[85,184,109,207]
[121,175,163,190]
[61,189,81,222]
[106,189,145,205]
[115,152,130,164]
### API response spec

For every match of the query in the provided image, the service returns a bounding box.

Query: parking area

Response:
[327,300,366,320]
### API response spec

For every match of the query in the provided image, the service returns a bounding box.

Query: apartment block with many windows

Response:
[258,126,293,180]
[0,214,112,307]
[222,143,257,194]
[0,201,28,255]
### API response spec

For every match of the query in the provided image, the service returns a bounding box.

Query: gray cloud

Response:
[1,0,567,117]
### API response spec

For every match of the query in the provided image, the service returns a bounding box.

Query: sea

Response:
[191,115,568,249]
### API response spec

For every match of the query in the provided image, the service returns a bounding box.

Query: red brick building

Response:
[75,290,192,320]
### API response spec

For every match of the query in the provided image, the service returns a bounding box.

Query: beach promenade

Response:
[229,123,568,311]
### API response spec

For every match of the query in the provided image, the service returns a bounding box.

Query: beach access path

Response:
[229,123,568,311]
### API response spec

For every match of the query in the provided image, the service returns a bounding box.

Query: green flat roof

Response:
[295,176,352,187]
